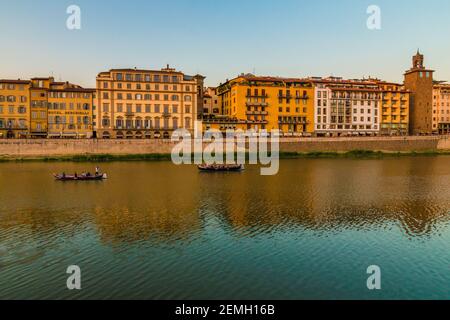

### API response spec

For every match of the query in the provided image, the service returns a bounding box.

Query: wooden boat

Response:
[198,164,244,172]
[53,173,107,181]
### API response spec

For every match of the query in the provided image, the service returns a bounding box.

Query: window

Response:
[184,117,191,129]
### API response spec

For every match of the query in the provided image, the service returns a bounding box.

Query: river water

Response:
[0,158,449,299]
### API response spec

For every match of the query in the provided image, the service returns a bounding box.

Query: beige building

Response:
[202,87,220,116]
[96,65,204,139]
[433,82,450,134]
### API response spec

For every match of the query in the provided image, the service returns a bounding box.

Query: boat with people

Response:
[53,173,108,181]
[53,166,107,181]
[198,164,244,172]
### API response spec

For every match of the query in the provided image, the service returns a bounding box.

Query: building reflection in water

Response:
[0,158,450,248]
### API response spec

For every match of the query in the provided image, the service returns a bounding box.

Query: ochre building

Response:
[216,74,315,136]
[96,65,204,139]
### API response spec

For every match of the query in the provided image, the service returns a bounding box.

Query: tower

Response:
[404,50,434,134]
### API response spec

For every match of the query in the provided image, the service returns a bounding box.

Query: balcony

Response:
[246,102,268,107]
[125,112,135,117]
[246,94,268,99]
[162,112,171,118]
[0,125,28,130]
[246,110,268,116]
[278,119,309,125]
[278,95,309,100]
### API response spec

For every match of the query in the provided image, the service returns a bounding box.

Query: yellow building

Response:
[96,65,204,139]
[216,74,315,135]
[433,82,450,134]
[29,78,51,138]
[47,81,94,138]
[377,81,410,136]
[1,77,94,139]
[0,80,30,138]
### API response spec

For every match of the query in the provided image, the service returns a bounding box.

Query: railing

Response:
[245,102,268,107]
[246,94,268,98]
[246,110,268,115]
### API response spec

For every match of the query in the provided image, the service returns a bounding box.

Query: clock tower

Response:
[404,50,435,134]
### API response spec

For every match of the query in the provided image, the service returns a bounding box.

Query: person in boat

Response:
[74,172,78,178]
[95,166,100,175]
[62,172,66,178]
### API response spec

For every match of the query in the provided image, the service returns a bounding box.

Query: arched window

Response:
[0,96,5,102]
[116,131,124,139]
[116,117,124,128]
[184,95,192,102]
[102,117,110,127]
[184,117,191,129]
[135,118,143,129]
[144,117,152,129]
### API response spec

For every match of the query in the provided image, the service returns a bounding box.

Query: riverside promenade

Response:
[1,136,450,159]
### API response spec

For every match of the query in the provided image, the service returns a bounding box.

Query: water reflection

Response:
[0,158,449,244]
[0,159,449,299]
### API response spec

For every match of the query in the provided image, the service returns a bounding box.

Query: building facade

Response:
[312,78,381,137]
[202,87,220,116]
[216,75,315,135]
[404,51,435,135]
[433,82,450,134]
[0,77,94,138]
[378,81,410,136]
[311,77,410,137]
[96,66,204,139]
[0,80,30,139]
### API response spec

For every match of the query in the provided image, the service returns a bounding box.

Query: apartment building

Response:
[0,77,94,138]
[216,74,315,135]
[96,65,204,139]
[378,81,410,136]
[433,82,450,134]
[0,80,30,138]
[202,87,220,116]
[312,78,381,137]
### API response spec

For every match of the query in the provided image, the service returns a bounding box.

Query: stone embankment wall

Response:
[0,136,447,158]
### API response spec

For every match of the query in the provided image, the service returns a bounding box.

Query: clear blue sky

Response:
[1,0,450,87]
